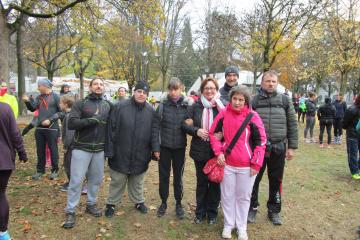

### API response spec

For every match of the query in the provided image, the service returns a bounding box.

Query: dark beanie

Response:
[325,97,331,104]
[225,66,239,77]
[134,81,150,94]
[37,78,53,88]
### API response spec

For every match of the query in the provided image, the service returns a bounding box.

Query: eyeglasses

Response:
[203,87,217,91]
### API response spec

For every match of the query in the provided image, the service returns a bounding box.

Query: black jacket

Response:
[68,93,112,152]
[333,100,347,119]
[157,96,190,149]
[219,83,237,105]
[184,99,220,162]
[342,104,360,139]
[317,103,336,121]
[106,98,160,175]
[305,99,317,117]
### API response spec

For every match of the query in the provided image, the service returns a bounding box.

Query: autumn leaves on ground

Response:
[8,124,360,240]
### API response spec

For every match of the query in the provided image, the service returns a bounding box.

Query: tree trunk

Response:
[48,71,54,81]
[252,71,258,94]
[161,70,166,92]
[0,13,9,83]
[16,20,26,116]
[79,72,84,99]
[339,71,347,95]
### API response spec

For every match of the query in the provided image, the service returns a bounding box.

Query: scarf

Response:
[201,93,225,133]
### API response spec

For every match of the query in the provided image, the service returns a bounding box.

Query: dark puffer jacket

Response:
[251,90,298,149]
[333,100,347,119]
[342,104,360,139]
[184,99,220,162]
[157,96,191,149]
[106,98,160,175]
[305,99,317,117]
[317,103,336,121]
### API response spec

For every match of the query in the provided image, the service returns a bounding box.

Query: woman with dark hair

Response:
[342,95,360,180]
[317,97,336,148]
[210,85,266,240]
[0,102,27,240]
[184,77,225,225]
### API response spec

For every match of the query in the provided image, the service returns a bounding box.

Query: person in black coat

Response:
[333,94,347,144]
[104,81,160,217]
[317,97,336,148]
[156,78,193,219]
[184,77,225,224]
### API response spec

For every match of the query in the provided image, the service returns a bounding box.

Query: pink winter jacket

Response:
[209,105,266,172]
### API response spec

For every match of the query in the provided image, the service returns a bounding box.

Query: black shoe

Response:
[175,204,184,219]
[247,208,257,223]
[60,182,69,192]
[208,217,217,225]
[268,211,282,225]
[105,204,115,218]
[63,212,76,229]
[135,203,148,214]
[85,204,102,217]
[157,202,167,217]
[194,216,204,224]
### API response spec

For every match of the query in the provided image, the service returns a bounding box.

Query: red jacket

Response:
[209,105,266,172]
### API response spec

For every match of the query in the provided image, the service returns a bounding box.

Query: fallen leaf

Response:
[116,211,125,216]
[169,220,177,228]
[23,221,31,233]
[100,227,107,233]
[134,222,141,228]
[98,220,106,226]
[149,205,156,211]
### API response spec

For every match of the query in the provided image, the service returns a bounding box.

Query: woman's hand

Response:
[197,128,209,140]
[217,154,225,166]
[41,119,51,126]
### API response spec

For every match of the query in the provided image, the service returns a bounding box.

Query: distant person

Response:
[317,97,336,148]
[189,90,199,102]
[220,66,239,105]
[113,87,127,104]
[298,94,307,123]
[284,88,289,96]
[292,93,299,114]
[0,82,19,119]
[333,94,347,144]
[149,95,157,108]
[60,84,74,97]
[342,95,360,180]
[304,92,317,143]
[0,102,27,240]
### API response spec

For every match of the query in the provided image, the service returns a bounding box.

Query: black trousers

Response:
[0,170,12,231]
[158,147,186,203]
[63,147,73,181]
[250,142,286,213]
[298,110,305,123]
[194,160,220,219]
[333,118,343,137]
[35,128,59,173]
[319,119,333,144]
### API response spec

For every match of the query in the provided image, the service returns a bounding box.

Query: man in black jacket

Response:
[104,81,160,218]
[219,66,239,105]
[63,78,112,229]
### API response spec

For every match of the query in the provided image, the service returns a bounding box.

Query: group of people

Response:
[0,65,359,240]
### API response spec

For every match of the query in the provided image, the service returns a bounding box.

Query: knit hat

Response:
[134,81,150,94]
[225,66,239,78]
[37,78,53,88]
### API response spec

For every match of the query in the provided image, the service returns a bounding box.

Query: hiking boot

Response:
[135,203,148,214]
[194,216,204,224]
[157,202,167,217]
[60,182,69,192]
[105,204,115,218]
[48,171,58,180]
[352,174,360,180]
[32,172,45,180]
[208,217,217,225]
[85,204,102,217]
[63,212,76,229]
[222,228,232,239]
[247,208,257,223]
[268,211,282,225]
[175,203,185,219]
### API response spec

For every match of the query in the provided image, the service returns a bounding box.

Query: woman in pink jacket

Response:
[210,85,266,240]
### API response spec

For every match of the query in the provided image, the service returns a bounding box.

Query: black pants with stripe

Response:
[35,128,59,173]
[158,147,186,204]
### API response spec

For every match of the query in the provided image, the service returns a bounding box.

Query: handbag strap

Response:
[225,112,253,156]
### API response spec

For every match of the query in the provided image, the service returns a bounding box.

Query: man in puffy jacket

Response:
[104,81,160,218]
[248,70,298,225]
[317,97,336,148]
[333,94,347,144]
[63,78,112,229]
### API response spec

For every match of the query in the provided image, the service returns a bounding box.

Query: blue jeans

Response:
[346,137,360,175]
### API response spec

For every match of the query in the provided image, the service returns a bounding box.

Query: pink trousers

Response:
[221,165,256,232]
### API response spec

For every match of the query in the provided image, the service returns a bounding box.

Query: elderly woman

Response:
[184,77,225,225]
[210,86,266,240]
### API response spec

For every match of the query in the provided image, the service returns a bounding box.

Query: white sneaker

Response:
[222,228,232,239]
[305,138,311,143]
[237,230,248,240]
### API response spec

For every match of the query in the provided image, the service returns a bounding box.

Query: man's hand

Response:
[217,154,225,166]
[153,152,160,160]
[22,94,29,102]
[197,128,209,140]
[41,119,51,126]
[214,132,223,140]
[286,148,295,160]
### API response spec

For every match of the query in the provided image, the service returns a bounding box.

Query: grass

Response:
[7,123,360,240]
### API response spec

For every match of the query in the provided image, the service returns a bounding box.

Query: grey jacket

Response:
[252,89,298,149]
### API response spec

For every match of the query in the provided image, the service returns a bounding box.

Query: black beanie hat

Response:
[134,81,150,94]
[225,66,239,78]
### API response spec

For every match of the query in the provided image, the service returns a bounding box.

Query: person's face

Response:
[64,86,70,93]
[168,87,182,99]
[202,81,217,100]
[261,74,278,94]
[133,89,147,103]
[336,95,340,101]
[118,88,126,97]
[294,93,298,98]
[37,84,48,94]
[225,73,238,87]
[59,101,67,111]
[231,93,246,110]
[89,79,105,95]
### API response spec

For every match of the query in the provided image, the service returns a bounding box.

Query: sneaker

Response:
[48,172,58,180]
[81,184,88,195]
[311,138,317,143]
[194,216,204,224]
[62,212,76,229]
[352,174,360,180]
[0,231,11,240]
[319,144,324,148]
[305,138,311,144]
[327,145,331,149]
[268,211,282,225]
[32,172,45,180]
[175,203,185,219]
[105,204,115,218]
[157,202,167,217]
[135,203,148,214]
[221,228,232,239]
[208,217,217,225]
[237,230,248,240]
[60,182,69,192]
[85,204,102,217]
[247,208,257,223]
